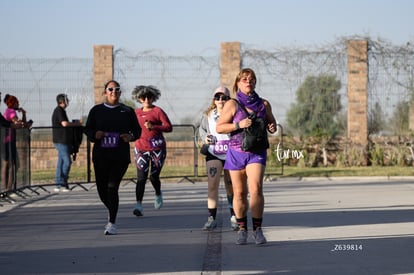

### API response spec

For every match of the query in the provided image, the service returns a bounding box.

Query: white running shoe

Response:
[104,222,117,235]
[230,215,238,231]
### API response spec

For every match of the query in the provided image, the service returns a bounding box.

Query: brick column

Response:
[220,42,241,95]
[347,40,368,145]
[93,45,113,104]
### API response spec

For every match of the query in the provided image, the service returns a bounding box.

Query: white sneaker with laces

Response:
[61,187,71,192]
[230,215,238,231]
[104,222,117,235]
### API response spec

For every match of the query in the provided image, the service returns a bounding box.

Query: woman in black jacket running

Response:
[84,80,141,235]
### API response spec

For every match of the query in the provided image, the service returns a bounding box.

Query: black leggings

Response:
[94,160,129,224]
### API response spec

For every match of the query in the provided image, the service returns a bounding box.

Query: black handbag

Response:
[238,102,269,152]
[199,144,210,155]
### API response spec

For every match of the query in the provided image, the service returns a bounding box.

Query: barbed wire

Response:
[1,36,413,129]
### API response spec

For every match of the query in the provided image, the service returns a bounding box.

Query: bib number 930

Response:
[213,140,229,155]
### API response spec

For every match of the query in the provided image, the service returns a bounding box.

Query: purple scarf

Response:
[236,90,266,118]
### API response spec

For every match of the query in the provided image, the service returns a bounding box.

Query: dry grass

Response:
[29,165,414,185]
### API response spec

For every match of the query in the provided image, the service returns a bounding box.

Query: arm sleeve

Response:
[152,108,173,133]
[83,108,97,143]
[129,110,141,141]
[198,114,209,143]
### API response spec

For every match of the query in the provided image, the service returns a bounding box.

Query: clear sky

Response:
[1,0,413,58]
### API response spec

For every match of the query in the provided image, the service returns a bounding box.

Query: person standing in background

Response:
[131,85,172,217]
[0,93,26,129]
[84,80,141,235]
[198,86,237,231]
[51,93,83,192]
[1,94,29,193]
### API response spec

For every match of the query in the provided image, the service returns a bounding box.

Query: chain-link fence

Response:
[2,39,413,132]
[1,38,414,195]
[0,57,94,127]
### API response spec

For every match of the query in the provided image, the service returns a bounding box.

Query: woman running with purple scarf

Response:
[216,68,277,245]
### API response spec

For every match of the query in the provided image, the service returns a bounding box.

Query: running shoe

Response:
[54,186,70,192]
[203,216,217,230]
[61,187,71,192]
[104,222,117,235]
[252,227,267,245]
[236,229,248,245]
[133,203,144,216]
[230,215,238,231]
[154,192,163,209]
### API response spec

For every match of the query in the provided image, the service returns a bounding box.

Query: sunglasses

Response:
[106,87,121,93]
[214,95,229,101]
[139,95,153,100]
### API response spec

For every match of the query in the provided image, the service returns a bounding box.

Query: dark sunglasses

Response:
[139,95,153,100]
[214,95,229,101]
[106,87,121,93]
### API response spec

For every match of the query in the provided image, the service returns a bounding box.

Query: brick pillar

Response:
[220,42,241,95]
[93,45,113,104]
[347,40,368,146]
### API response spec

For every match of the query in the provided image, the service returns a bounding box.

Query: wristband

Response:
[235,122,240,130]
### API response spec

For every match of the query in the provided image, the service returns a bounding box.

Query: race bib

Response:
[213,140,229,155]
[149,136,165,149]
[101,132,120,148]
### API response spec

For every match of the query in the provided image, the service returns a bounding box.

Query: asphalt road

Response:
[1,177,413,275]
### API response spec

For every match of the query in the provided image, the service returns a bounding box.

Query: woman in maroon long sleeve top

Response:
[131,85,173,216]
